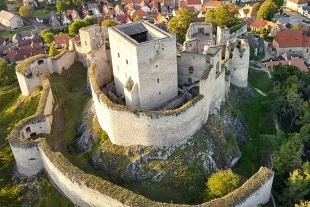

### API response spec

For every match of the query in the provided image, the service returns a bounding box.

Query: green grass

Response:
[233,70,276,178]
[0,26,33,38]
[34,8,57,17]
[248,69,272,93]
[32,173,74,207]
[47,62,91,162]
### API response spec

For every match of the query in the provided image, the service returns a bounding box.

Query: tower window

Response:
[157,78,160,83]
[189,66,194,73]
[155,65,158,68]
[118,53,120,58]
[126,59,128,64]
[85,41,87,46]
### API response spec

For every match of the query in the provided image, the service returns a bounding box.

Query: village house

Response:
[130,9,148,19]
[154,13,168,23]
[115,14,132,24]
[187,0,203,12]
[3,43,46,63]
[139,1,151,13]
[265,59,308,71]
[12,31,42,46]
[249,19,284,37]
[286,0,309,11]
[149,1,159,13]
[271,29,310,63]
[0,10,24,29]
[54,34,71,48]
[103,5,114,18]
[114,5,125,16]
[199,1,221,17]
[239,5,257,19]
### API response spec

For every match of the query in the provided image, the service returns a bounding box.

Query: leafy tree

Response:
[0,58,16,85]
[41,29,55,43]
[205,9,216,23]
[273,0,284,9]
[292,24,302,30]
[68,18,94,36]
[253,2,261,11]
[281,162,310,206]
[215,3,239,27]
[168,8,197,42]
[56,0,67,13]
[133,16,142,22]
[257,0,278,20]
[102,19,118,27]
[19,4,34,19]
[206,169,239,199]
[0,0,7,11]
[49,44,60,57]
[258,27,269,39]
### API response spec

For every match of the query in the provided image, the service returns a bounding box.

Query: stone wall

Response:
[89,63,208,147]
[16,51,76,96]
[38,139,273,207]
[9,74,54,177]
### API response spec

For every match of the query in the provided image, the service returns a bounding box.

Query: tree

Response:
[258,27,269,39]
[102,19,118,27]
[133,16,142,22]
[0,0,7,11]
[49,44,60,57]
[0,58,16,85]
[257,0,278,20]
[215,3,239,27]
[292,24,302,30]
[168,8,196,42]
[253,2,261,11]
[281,162,310,206]
[56,0,67,13]
[19,5,34,19]
[41,30,54,43]
[206,169,239,199]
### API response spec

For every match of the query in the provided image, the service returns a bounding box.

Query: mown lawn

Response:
[0,26,33,38]
[34,8,57,17]
[233,69,276,178]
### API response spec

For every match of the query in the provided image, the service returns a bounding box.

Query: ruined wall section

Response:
[177,51,207,86]
[227,39,249,88]
[15,51,76,96]
[9,74,54,177]
[38,139,273,207]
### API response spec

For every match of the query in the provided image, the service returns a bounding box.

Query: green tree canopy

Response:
[102,19,118,27]
[206,169,239,199]
[258,27,269,39]
[68,17,94,36]
[49,44,60,57]
[56,0,67,13]
[0,58,16,85]
[19,4,34,19]
[257,0,278,20]
[215,3,239,27]
[253,2,261,11]
[0,0,7,11]
[168,8,197,42]
[41,29,55,43]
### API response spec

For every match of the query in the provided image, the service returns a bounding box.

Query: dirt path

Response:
[52,104,65,152]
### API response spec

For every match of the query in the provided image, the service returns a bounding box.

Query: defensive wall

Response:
[38,139,273,207]
[9,73,54,177]
[16,51,76,96]
[89,44,227,147]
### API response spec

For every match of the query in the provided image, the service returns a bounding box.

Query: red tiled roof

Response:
[4,44,46,63]
[187,0,201,5]
[274,29,310,48]
[131,9,148,18]
[239,5,257,17]
[115,14,131,23]
[154,13,167,23]
[246,18,254,26]
[250,19,268,29]
[54,34,70,45]
[201,1,221,11]
[266,59,308,72]
[179,1,188,8]
[287,0,309,4]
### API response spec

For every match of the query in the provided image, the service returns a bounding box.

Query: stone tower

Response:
[108,21,178,110]
[226,39,249,88]
[217,26,230,45]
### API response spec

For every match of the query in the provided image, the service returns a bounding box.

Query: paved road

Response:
[272,9,310,26]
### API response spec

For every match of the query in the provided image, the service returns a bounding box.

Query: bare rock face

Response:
[76,100,98,153]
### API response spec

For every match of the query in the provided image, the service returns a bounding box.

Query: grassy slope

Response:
[233,69,276,178]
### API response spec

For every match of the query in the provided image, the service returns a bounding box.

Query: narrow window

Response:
[26,127,31,133]
[155,65,158,68]
[85,41,87,46]
[157,78,160,83]
[189,66,194,73]
[118,53,120,57]
[126,59,128,64]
